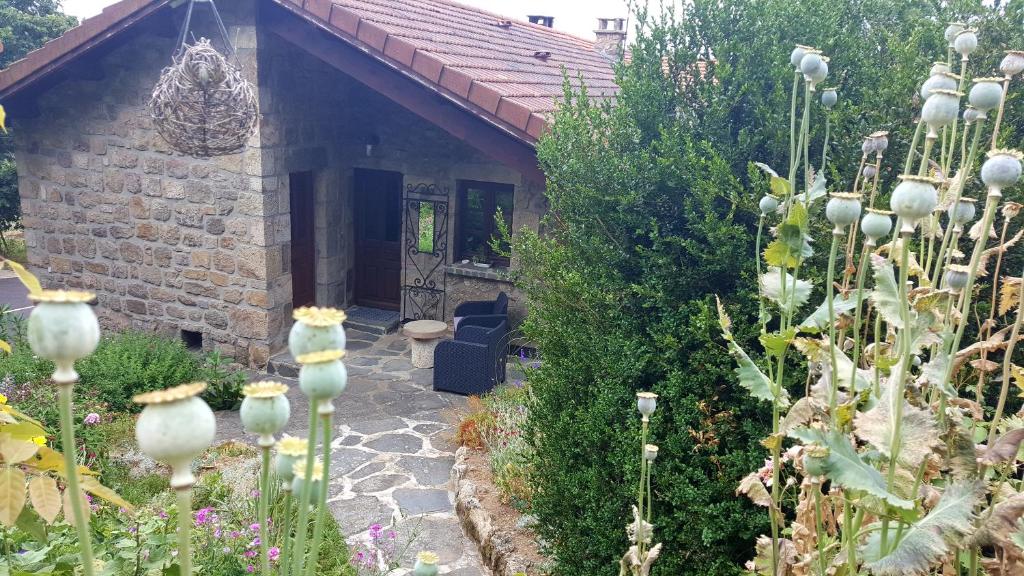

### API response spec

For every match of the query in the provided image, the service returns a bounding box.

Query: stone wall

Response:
[13,0,277,366]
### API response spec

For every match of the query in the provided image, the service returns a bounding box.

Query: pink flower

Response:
[195,507,215,526]
[83,413,101,425]
[268,547,280,562]
[247,565,255,573]
[249,522,260,533]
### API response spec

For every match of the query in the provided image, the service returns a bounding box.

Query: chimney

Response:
[594,18,626,58]
[527,15,554,27]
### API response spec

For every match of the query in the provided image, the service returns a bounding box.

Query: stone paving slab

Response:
[215,330,489,575]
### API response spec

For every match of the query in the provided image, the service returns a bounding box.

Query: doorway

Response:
[354,168,403,310]
[290,171,316,308]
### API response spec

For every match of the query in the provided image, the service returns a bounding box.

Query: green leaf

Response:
[870,254,909,329]
[853,382,940,469]
[770,175,790,199]
[821,430,913,509]
[794,173,827,206]
[862,482,981,575]
[760,267,812,314]
[763,238,798,268]
[799,290,864,331]
[14,506,46,543]
[718,300,789,408]
[759,327,796,358]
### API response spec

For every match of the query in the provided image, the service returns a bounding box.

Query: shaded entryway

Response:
[354,168,403,311]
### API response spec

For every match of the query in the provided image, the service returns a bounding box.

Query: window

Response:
[456,180,514,267]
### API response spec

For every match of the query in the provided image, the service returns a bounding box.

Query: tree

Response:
[0,0,76,244]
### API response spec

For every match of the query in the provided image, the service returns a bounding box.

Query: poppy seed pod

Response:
[800,52,823,76]
[920,73,958,100]
[806,59,829,85]
[930,61,951,76]
[944,264,970,292]
[288,306,347,357]
[964,106,981,124]
[413,552,440,576]
[890,175,939,231]
[1001,50,1024,78]
[945,22,965,45]
[969,78,1004,113]
[239,381,291,446]
[954,29,978,56]
[27,290,100,384]
[863,165,878,179]
[981,149,1024,190]
[821,88,838,108]
[790,45,812,69]
[826,193,863,231]
[637,392,658,417]
[291,459,323,505]
[759,195,779,216]
[921,89,961,136]
[862,137,877,155]
[869,131,889,153]
[296,349,348,400]
[860,209,893,244]
[949,197,977,226]
[134,383,216,489]
[644,444,660,462]
[274,436,307,485]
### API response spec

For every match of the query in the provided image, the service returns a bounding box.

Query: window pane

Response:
[461,188,488,260]
[417,202,434,253]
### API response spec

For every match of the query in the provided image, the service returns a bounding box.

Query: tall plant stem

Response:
[904,121,924,175]
[638,418,650,559]
[790,72,800,171]
[844,495,858,575]
[280,488,293,576]
[918,135,936,177]
[176,488,194,576]
[290,399,321,576]
[826,230,842,422]
[975,216,1013,411]
[813,490,827,576]
[943,57,970,177]
[821,113,831,173]
[848,242,873,390]
[931,121,983,287]
[58,383,95,576]
[987,260,1024,448]
[991,77,1012,148]
[304,410,334,576]
[259,444,272,575]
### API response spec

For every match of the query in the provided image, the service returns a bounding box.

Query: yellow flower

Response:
[31,436,46,446]
[0,393,7,405]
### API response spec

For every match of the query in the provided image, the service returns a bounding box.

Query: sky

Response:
[60,0,633,42]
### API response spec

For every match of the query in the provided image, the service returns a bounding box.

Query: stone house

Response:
[0,0,619,367]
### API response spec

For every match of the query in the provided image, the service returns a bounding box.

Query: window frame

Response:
[455,180,514,268]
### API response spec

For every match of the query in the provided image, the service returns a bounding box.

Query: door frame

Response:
[289,171,317,309]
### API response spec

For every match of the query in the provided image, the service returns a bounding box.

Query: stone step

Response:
[344,306,401,335]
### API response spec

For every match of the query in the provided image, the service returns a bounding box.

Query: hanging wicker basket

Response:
[149,38,258,157]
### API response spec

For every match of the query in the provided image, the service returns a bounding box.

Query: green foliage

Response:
[198,351,246,411]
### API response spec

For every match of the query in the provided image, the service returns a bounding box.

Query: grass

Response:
[0,234,26,264]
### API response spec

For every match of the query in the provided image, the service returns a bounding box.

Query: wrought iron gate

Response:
[401,183,449,321]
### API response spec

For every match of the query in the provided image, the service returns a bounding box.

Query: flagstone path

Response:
[214,330,487,575]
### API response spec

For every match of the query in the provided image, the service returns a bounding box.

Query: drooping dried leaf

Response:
[854,398,940,469]
[969,218,998,241]
[862,482,981,575]
[28,475,60,524]
[0,466,26,527]
[970,358,1001,373]
[1003,201,1024,220]
[61,488,89,527]
[969,492,1024,547]
[80,475,133,511]
[953,325,1018,376]
[738,472,772,507]
[978,428,1024,466]
[947,425,979,480]
[780,397,823,436]
[0,435,39,464]
[1001,276,1022,316]
[977,229,1024,277]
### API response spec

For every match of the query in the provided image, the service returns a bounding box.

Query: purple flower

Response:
[158,510,169,520]
[83,412,101,425]
[268,547,280,562]
[247,565,255,573]
[229,531,241,539]
[195,507,215,526]
[249,522,260,533]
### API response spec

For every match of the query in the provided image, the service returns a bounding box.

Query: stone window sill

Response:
[446,262,513,282]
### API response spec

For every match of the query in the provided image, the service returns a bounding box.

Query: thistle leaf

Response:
[718,297,789,408]
[799,290,864,331]
[853,396,940,469]
[969,492,1024,547]
[870,255,907,329]
[821,430,913,509]
[978,428,1024,467]
[760,267,813,314]
[862,482,981,575]
[737,472,772,507]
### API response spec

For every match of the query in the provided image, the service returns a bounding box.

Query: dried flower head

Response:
[28,290,96,303]
[416,552,440,565]
[1001,201,1023,219]
[295,349,346,364]
[292,458,324,480]
[987,148,1024,161]
[133,382,207,405]
[242,380,289,398]
[293,306,347,327]
[276,435,308,456]
[644,444,660,461]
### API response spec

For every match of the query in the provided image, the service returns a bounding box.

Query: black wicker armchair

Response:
[452,292,508,330]
[433,315,509,396]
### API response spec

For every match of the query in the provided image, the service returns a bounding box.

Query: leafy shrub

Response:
[199,350,247,411]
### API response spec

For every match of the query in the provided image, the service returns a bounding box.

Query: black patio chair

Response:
[433,315,509,396]
[452,292,508,330]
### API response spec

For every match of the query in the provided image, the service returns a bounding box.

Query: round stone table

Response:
[403,320,448,369]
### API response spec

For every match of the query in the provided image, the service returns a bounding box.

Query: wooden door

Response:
[354,169,403,310]
[290,172,316,308]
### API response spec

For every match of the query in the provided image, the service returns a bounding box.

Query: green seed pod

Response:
[860,209,893,243]
[821,87,838,108]
[890,175,938,228]
[954,29,978,56]
[826,193,862,230]
[944,264,970,292]
[275,436,307,484]
[803,454,828,477]
[948,197,977,225]
[759,195,779,216]
[920,73,958,100]
[930,61,951,76]
[944,22,965,45]
[863,165,877,179]
[921,89,961,136]
[296,350,348,400]
[963,106,980,124]
[969,78,1004,112]
[981,150,1023,190]
[790,45,812,68]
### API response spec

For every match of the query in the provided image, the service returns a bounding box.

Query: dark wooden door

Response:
[290,172,316,308]
[355,169,403,310]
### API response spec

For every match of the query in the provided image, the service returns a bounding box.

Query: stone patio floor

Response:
[214,329,487,575]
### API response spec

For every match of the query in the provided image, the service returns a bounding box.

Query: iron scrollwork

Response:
[402,183,449,321]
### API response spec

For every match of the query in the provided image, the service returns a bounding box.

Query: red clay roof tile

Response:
[0,0,618,145]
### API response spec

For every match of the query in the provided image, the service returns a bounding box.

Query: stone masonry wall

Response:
[13,0,277,366]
